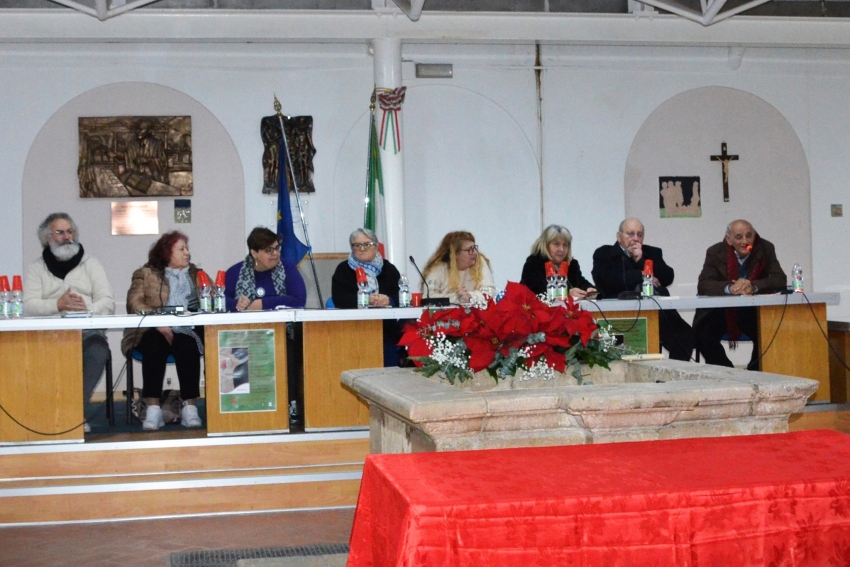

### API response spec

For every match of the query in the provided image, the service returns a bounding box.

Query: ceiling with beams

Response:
[6,0,850,27]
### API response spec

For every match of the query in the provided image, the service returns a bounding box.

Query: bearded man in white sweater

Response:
[24,213,115,432]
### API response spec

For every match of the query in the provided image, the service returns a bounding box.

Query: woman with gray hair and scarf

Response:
[331,228,403,365]
[223,227,307,312]
[121,231,204,431]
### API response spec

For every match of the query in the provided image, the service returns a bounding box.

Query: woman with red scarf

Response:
[694,219,787,370]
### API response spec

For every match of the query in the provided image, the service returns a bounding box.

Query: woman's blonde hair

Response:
[530,224,573,264]
[423,231,491,290]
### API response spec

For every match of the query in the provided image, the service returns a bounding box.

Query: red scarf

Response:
[724,235,764,345]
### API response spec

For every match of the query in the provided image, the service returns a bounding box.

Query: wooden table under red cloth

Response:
[346,430,850,567]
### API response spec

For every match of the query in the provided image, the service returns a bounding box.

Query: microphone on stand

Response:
[409,256,450,307]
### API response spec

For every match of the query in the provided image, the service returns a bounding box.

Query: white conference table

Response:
[0,292,838,443]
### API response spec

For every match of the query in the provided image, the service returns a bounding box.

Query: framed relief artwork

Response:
[78,116,193,198]
[659,176,701,218]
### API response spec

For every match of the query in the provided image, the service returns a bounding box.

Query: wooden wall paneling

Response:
[759,303,829,401]
[0,330,83,442]
[302,320,382,430]
[204,323,289,435]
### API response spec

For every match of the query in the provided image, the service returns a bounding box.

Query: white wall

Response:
[2,41,850,320]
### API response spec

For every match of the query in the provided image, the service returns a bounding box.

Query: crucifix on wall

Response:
[710,142,739,202]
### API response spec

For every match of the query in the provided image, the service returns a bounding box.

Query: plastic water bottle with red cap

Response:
[544,262,557,302]
[355,267,370,309]
[9,276,23,318]
[641,259,655,298]
[197,271,212,313]
[0,276,10,318]
[214,271,227,312]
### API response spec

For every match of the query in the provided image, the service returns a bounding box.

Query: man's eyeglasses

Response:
[53,229,75,238]
[352,242,376,251]
[262,245,281,255]
[459,245,479,254]
[620,231,644,239]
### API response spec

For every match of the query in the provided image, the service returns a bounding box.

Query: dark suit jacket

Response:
[519,254,594,296]
[591,242,674,297]
[696,238,787,296]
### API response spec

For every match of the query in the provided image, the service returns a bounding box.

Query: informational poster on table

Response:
[217,329,276,413]
[597,318,648,355]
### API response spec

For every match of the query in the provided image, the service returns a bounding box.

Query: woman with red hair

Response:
[121,231,203,431]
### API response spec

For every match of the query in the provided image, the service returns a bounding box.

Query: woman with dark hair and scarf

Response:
[121,231,204,431]
[331,228,402,366]
[224,227,307,312]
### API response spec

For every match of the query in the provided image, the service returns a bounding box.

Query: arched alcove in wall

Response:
[22,81,245,391]
[624,86,811,296]
[332,83,540,288]
[22,81,245,311]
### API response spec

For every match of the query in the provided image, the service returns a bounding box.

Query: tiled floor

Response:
[0,508,355,567]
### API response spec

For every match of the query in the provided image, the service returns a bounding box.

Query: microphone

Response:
[409,256,450,307]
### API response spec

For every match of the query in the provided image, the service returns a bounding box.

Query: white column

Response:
[372,37,407,274]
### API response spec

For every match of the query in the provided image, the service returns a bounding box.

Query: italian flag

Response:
[364,112,386,257]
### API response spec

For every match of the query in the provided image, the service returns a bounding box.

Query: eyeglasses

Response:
[351,242,376,251]
[262,245,281,255]
[620,231,644,239]
[459,245,479,254]
[53,229,75,237]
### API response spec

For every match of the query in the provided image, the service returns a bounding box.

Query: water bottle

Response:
[399,275,411,307]
[214,270,227,312]
[792,263,804,293]
[0,276,10,319]
[641,259,654,298]
[198,272,212,313]
[214,285,226,312]
[546,277,557,302]
[556,276,568,301]
[9,276,23,318]
[356,267,370,309]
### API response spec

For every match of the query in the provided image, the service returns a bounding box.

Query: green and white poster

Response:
[597,318,648,355]
[218,329,277,413]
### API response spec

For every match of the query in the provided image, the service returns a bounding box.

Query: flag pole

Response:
[275,95,324,308]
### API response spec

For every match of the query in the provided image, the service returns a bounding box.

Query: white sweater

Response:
[23,253,115,316]
[424,262,496,305]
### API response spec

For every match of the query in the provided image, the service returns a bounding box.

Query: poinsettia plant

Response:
[399,282,621,384]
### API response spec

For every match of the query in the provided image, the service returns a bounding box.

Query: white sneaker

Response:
[143,405,165,431]
[181,403,202,428]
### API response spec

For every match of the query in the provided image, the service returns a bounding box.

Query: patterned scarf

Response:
[348,252,383,293]
[234,254,287,302]
[164,266,204,354]
[724,235,764,346]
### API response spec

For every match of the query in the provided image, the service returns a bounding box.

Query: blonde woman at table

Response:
[120,231,204,431]
[520,224,597,299]
[422,231,496,306]
[331,228,402,366]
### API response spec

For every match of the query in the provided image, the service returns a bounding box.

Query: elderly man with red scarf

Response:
[693,219,787,370]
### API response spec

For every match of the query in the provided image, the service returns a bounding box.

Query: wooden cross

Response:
[710,142,739,202]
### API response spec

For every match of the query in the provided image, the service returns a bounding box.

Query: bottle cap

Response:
[545,262,555,278]
[197,271,211,288]
[0,276,9,292]
[355,267,368,284]
[215,270,226,287]
[643,259,654,276]
[12,275,22,291]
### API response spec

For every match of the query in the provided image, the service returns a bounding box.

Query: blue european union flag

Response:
[277,138,310,267]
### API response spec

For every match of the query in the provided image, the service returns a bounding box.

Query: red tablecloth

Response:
[347,430,850,566]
